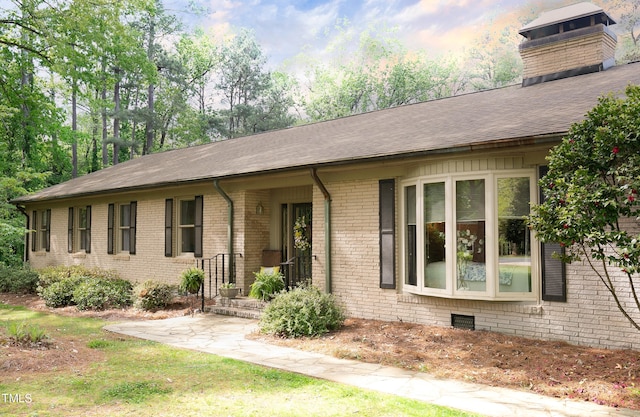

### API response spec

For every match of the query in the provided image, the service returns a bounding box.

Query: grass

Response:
[0,302,483,417]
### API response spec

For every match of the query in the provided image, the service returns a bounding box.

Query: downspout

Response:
[16,205,29,264]
[213,180,235,283]
[310,168,332,293]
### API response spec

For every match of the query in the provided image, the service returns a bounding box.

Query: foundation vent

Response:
[519,2,616,87]
[451,314,475,330]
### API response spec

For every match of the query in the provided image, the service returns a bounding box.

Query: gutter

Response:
[15,205,29,264]
[310,168,332,294]
[213,180,235,283]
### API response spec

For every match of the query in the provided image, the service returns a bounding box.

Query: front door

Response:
[281,203,312,288]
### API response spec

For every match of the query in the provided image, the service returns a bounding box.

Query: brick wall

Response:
[520,27,616,80]
[322,176,640,350]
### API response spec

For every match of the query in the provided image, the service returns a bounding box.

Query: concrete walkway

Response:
[104,315,639,417]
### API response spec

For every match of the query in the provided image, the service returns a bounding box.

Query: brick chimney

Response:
[519,2,616,87]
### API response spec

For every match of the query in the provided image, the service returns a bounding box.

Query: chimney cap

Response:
[519,2,615,37]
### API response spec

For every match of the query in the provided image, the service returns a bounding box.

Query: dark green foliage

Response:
[72,278,133,311]
[259,284,345,338]
[179,267,204,294]
[39,276,83,307]
[0,264,39,294]
[134,280,176,311]
[36,266,132,310]
[249,270,285,301]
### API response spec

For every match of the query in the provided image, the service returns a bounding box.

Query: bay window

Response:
[402,171,536,301]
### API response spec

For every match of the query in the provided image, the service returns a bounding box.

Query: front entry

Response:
[281,202,312,288]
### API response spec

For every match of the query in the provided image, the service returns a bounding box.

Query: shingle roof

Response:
[13,61,640,204]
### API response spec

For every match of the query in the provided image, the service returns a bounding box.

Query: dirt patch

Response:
[2,293,640,410]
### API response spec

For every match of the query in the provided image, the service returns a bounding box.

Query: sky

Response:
[169,0,573,69]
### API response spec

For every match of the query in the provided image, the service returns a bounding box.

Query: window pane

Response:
[456,180,486,291]
[181,227,195,253]
[498,177,532,293]
[424,183,446,289]
[120,204,130,227]
[180,200,195,225]
[78,207,87,229]
[121,229,130,252]
[40,211,48,228]
[405,186,417,286]
[80,230,88,250]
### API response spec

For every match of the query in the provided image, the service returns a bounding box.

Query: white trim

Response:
[401,169,538,301]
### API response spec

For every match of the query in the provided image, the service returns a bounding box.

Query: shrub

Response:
[249,270,285,301]
[6,321,49,346]
[0,264,39,294]
[259,284,345,338]
[134,280,176,311]
[39,276,82,307]
[73,278,133,311]
[179,267,204,294]
[37,265,120,289]
[36,266,130,309]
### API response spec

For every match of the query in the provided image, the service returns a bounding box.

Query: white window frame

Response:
[400,169,539,301]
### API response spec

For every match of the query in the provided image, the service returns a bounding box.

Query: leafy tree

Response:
[300,21,466,122]
[215,28,296,138]
[464,25,522,90]
[609,0,640,63]
[530,85,640,331]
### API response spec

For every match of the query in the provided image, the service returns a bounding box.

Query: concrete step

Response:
[205,296,266,320]
[207,305,262,320]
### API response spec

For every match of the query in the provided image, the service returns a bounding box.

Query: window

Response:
[108,202,137,255]
[31,209,50,252]
[180,199,196,253]
[379,179,396,289]
[68,206,91,253]
[165,196,203,257]
[402,171,536,301]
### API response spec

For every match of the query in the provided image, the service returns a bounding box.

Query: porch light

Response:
[256,202,264,215]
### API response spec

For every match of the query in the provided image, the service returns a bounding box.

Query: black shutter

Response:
[45,209,51,252]
[165,199,173,257]
[129,201,137,255]
[379,179,396,289]
[31,211,37,252]
[68,207,74,253]
[539,166,567,302]
[85,205,91,254]
[194,195,203,258]
[107,204,115,254]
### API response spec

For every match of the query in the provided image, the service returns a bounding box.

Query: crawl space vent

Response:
[451,314,475,330]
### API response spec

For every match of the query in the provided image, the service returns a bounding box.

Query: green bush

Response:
[36,266,131,309]
[73,278,133,311]
[0,264,39,294]
[249,270,285,301]
[258,284,345,338]
[134,280,176,311]
[37,265,120,289]
[39,276,82,307]
[179,267,204,294]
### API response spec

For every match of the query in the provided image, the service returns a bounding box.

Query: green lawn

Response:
[0,303,483,417]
